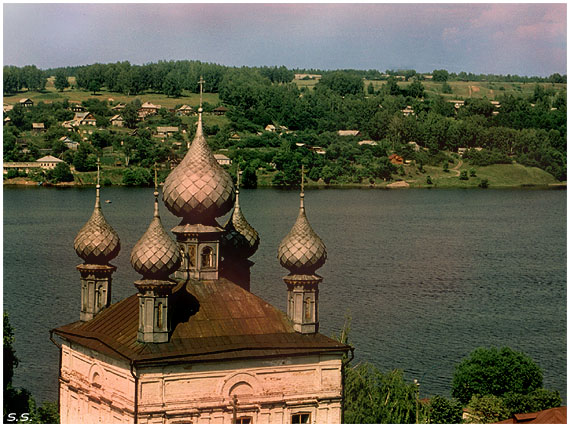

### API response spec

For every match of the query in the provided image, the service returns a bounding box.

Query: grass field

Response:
[293,77,566,100]
[4,77,221,110]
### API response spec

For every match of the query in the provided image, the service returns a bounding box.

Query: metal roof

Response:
[53,278,348,366]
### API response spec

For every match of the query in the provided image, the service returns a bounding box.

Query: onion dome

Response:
[131,186,181,280]
[278,189,327,275]
[162,113,235,224]
[222,174,259,259]
[74,166,120,264]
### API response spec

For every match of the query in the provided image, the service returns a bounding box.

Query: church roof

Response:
[52,278,348,366]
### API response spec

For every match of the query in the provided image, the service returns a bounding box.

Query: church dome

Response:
[278,192,326,275]
[222,185,259,260]
[74,184,120,264]
[162,115,234,224]
[131,189,181,279]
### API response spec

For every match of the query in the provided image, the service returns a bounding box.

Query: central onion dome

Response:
[131,188,181,279]
[162,113,234,224]
[74,181,120,264]
[222,179,259,259]
[278,191,327,275]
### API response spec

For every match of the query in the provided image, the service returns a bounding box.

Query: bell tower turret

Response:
[278,167,327,334]
[131,167,181,343]
[73,159,120,321]
[162,77,235,281]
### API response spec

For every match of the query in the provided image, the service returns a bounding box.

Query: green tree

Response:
[3,313,59,424]
[54,71,70,92]
[451,347,543,404]
[432,69,450,82]
[319,72,364,96]
[344,364,426,423]
[241,166,257,189]
[163,71,182,97]
[465,394,510,423]
[47,162,74,183]
[122,167,152,186]
[367,82,375,95]
[441,81,452,94]
[427,395,463,424]
[407,80,424,98]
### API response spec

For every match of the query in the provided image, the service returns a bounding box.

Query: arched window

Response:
[157,302,163,328]
[304,297,311,321]
[201,246,213,268]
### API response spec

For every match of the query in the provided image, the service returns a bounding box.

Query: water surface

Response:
[3,187,566,403]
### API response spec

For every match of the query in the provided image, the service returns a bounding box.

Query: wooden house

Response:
[19,98,34,108]
[212,106,229,116]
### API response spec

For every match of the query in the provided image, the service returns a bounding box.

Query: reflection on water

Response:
[3,186,566,403]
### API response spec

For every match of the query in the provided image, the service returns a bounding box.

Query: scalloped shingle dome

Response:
[278,195,326,275]
[130,192,181,279]
[222,189,259,260]
[162,115,234,224]
[74,188,120,264]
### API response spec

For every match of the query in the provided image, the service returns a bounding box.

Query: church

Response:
[51,90,351,424]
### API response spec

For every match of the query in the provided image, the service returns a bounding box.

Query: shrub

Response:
[47,162,74,183]
[459,170,468,180]
[426,175,433,185]
[479,179,489,188]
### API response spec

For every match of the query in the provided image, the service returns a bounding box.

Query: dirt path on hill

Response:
[450,159,463,176]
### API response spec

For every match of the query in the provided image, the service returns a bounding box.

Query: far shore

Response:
[3,177,566,190]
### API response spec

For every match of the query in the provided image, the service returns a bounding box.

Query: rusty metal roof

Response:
[53,278,348,366]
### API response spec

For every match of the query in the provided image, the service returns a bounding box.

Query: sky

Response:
[2,3,567,77]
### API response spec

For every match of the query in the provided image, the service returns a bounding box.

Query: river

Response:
[3,186,566,403]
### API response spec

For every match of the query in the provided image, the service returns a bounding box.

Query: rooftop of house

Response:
[495,406,566,424]
[37,155,63,163]
[52,278,348,367]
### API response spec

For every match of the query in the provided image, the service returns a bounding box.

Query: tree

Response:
[241,166,257,189]
[451,347,543,404]
[432,69,450,82]
[344,364,426,423]
[318,72,364,96]
[407,80,424,98]
[122,167,152,186]
[54,71,70,92]
[367,82,375,95]
[3,313,59,424]
[427,395,463,424]
[47,162,74,183]
[465,394,510,423]
[163,71,182,97]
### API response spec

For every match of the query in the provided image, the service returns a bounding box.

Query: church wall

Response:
[59,340,136,424]
[136,352,344,424]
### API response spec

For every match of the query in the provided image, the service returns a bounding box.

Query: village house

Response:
[110,114,125,127]
[73,112,97,126]
[111,103,126,111]
[229,132,241,141]
[212,106,229,115]
[358,140,378,146]
[139,102,161,117]
[70,102,85,112]
[176,105,194,116]
[37,155,65,170]
[155,126,179,138]
[213,153,232,166]
[60,136,80,150]
[32,123,46,133]
[338,130,360,137]
[401,106,415,116]
[3,104,14,113]
[389,154,404,165]
[448,100,465,110]
[408,141,421,152]
[19,98,34,108]
[3,162,40,175]
[309,146,326,155]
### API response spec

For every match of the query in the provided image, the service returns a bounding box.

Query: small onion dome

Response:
[74,185,120,264]
[162,114,234,224]
[278,193,327,275]
[130,190,181,279]
[222,188,259,259]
